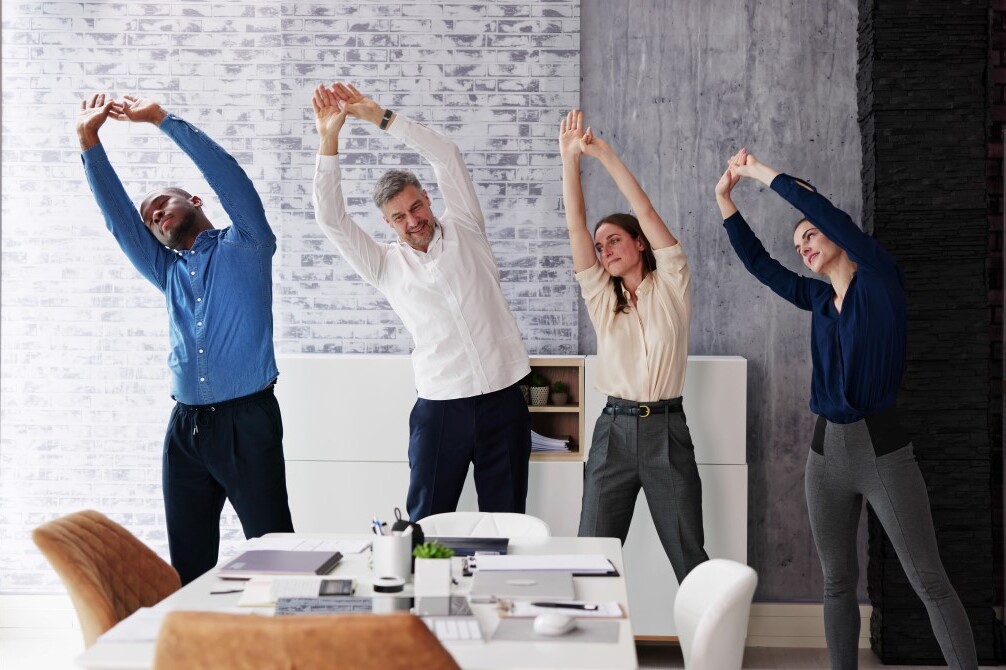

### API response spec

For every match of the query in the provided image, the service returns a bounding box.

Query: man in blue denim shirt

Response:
[76,94,294,584]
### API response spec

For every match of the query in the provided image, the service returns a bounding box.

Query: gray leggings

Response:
[805,410,977,670]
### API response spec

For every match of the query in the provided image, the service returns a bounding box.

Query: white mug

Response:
[372,534,412,581]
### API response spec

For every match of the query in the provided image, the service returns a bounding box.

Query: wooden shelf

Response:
[528,405,579,413]
[527,357,586,463]
[530,451,584,463]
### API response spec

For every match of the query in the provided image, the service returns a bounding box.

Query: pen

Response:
[531,602,599,611]
[210,589,244,595]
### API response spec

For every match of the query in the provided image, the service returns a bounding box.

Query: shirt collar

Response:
[171,229,219,256]
[400,221,443,257]
[621,272,654,300]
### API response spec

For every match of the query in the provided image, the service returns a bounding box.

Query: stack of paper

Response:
[531,430,571,453]
[465,554,616,575]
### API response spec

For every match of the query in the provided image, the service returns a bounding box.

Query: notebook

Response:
[217,550,342,579]
[468,570,576,600]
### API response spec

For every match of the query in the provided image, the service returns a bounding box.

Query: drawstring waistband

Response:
[174,383,276,436]
[191,406,215,435]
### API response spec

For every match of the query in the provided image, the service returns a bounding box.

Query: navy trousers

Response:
[162,385,294,585]
[406,383,531,521]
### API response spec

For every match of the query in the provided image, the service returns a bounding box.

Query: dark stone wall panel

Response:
[859,0,999,662]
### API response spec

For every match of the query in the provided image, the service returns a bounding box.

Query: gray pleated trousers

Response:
[578,396,709,583]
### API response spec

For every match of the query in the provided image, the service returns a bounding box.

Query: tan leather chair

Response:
[153,611,461,670]
[32,509,180,647]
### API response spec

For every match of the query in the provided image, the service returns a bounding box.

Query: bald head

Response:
[138,187,212,250]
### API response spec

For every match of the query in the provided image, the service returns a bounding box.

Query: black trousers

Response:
[406,383,531,522]
[163,385,294,585]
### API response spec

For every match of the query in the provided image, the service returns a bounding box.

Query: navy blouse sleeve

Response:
[723,211,829,311]
[770,174,898,274]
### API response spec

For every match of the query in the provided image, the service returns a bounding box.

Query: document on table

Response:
[238,537,372,554]
[465,554,617,575]
[238,577,278,607]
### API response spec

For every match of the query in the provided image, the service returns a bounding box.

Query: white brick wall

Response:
[0,0,580,591]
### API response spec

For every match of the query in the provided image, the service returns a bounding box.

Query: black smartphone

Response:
[318,579,354,596]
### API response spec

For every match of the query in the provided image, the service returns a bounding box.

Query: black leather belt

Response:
[603,403,682,418]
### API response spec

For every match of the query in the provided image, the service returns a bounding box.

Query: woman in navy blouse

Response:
[715,149,977,669]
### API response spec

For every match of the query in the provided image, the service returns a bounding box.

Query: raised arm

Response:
[731,150,896,272]
[118,96,274,246]
[559,110,599,273]
[715,150,826,311]
[581,132,678,250]
[77,94,170,290]
[329,83,485,235]
[312,84,388,287]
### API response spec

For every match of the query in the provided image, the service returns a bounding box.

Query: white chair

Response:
[673,558,758,670]
[417,512,550,538]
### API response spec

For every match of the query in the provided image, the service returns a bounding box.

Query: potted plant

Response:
[518,372,532,404]
[412,541,455,596]
[550,380,569,405]
[528,371,550,406]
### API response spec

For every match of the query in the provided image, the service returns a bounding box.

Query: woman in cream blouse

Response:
[559,110,708,582]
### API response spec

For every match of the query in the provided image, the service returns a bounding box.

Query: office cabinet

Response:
[527,356,585,462]
[278,354,748,638]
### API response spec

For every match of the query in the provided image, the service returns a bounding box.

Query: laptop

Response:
[468,570,575,600]
[217,550,342,579]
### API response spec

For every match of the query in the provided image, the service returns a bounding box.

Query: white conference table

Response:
[77,534,638,670]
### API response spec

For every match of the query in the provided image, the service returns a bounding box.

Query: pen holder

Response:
[390,519,425,559]
[414,557,453,597]
[372,535,412,582]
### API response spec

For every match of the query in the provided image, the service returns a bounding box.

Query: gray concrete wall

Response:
[580,0,862,600]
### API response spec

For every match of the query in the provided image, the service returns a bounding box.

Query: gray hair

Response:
[373,170,423,209]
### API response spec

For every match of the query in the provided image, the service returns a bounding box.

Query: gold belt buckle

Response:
[638,405,651,418]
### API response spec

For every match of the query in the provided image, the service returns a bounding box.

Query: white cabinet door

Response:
[288,459,584,536]
[583,356,747,465]
[276,355,416,462]
[285,461,411,532]
[623,463,748,637]
[455,461,583,536]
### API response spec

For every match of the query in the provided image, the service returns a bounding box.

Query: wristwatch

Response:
[380,108,393,130]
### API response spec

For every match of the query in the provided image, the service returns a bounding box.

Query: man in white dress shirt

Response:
[311,83,532,521]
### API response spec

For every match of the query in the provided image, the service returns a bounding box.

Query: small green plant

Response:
[551,380,568,394]
[412,541,455,559]
[528,371,549,388]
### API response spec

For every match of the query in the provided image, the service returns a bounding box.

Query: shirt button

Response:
[197,321,203,327]
[198,349,204,354]
[190,271,196,276]
[196,297,202,302]
[190,251,195,255]
[200,377,206,382]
